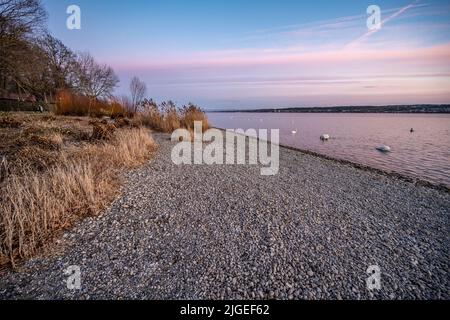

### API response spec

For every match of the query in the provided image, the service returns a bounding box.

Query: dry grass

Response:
[54,92,210,134]
[0,113,156,268]
[55,91,129,118]
[180,104,210,132]
[139,102,210,133]
[0,115,23,128]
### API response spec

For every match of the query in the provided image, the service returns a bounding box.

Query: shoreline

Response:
[212,127,450,193]
[278,144,450,193]
[0,132,449,299]
[206,104,450,114]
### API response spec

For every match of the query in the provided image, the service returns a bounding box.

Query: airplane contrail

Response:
[346,0,421,49]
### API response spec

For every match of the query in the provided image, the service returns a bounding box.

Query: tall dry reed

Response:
[0,127,155,267]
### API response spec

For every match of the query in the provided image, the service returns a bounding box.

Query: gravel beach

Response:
[1,132,449,300]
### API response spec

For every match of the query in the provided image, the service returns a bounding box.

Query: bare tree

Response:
[38,33,76,92]
[8,33,78,101]
[0,0,120,110]
[130,76,146,113]
[0,0,47,96]
[73,52,119,100]
[0,0,47,39]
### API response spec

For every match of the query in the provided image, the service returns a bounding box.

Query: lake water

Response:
[207,112,450,187]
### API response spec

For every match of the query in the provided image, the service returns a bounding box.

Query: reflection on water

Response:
[207,112,450,187]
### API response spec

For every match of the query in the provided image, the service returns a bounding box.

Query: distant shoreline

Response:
[208,104,450,114]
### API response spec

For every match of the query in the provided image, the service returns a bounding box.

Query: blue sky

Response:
[42,0,450,109]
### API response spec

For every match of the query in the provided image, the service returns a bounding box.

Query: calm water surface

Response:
[207,112,450,187]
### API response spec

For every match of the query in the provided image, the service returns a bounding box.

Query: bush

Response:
[55,91,128,118]
[139,100,209,133]
[91,121,117,140]
[180,103,210,132]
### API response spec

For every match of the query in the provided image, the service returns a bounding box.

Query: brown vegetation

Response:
[138,100,210,133]
[0,113,156,268]
[0,115,23,128]
[55,91,128,118]
[180,103,210,132]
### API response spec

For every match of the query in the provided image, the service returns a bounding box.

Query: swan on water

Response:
[291,129,298,134]
[320,134,330,141]
[376,145,391,152]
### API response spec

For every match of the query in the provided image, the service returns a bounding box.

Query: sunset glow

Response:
[43,0,450,109]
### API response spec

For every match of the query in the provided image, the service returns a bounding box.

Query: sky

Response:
[42,0,450,110]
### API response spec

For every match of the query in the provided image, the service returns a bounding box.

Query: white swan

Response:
[291,129,298,134]
[320,134,330,141]
[376,145,391,152]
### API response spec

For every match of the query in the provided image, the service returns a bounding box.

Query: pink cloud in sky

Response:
[116,43,450,73]
[111,42,450,107]
[108,1,450,108]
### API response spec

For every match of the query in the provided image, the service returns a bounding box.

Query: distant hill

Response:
[213,104,450,113]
